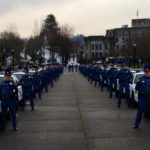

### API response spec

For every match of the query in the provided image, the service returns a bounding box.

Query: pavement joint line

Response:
[73,78,89,150]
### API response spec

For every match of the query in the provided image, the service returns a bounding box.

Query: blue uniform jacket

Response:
[118,68,133,81]
[20,75,33,88]
[32,72,41,86]
[108,68,118,79]
[0,80,18,97]
[136,76,150,95]
[101,69,108,79]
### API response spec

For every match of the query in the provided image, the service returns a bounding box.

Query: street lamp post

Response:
[11,49,15,70]
[133,43,136,69]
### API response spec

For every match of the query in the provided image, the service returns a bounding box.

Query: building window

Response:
[91,44,95,50]
[129,31,131,36]
[95,52,98,58]
[116,38,118,42]
[92,52,94,57]
[142,30,145,34]
[99,44,102,50]
[122,45,125,49]
[95,44,98,50]
[99,52,102,57]
[105,44,108,50]
[122,31,124,35]
[116,45,119,50]
[122,38,125,42]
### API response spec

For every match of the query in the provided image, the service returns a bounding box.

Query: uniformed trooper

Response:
[71,65,74,72]
[75,64,78,72]
[0,70,18,131]
[95,65,102,87]
[108,63,118,98]
[32,67,42,99]
[91,66,97,87]
[133,67,150,129]
[117,63,133,108]
[46,65,53,88]
[40,65,48,92]
[68,65,71,72]
[20,68,34,111]
[101,65,109,91]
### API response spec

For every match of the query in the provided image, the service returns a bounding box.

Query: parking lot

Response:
[0,70,150,150]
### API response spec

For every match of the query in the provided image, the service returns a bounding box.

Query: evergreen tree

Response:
[41,14,60,64]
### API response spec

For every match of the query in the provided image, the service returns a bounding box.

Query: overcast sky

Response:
[0,0,150,38]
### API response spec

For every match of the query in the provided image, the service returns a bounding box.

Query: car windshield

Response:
[29,72,34,76]
[0,77,14,83]
[15,74,24,80]
[134,74,144,84]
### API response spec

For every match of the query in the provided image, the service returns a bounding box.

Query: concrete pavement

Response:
[0,70,150,150]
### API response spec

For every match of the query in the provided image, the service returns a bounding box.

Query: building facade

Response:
[84,36,113,59]
[106,18,150,51]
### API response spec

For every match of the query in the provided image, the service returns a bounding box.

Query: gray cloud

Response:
[0,0,76,15]
[0,0,150,37]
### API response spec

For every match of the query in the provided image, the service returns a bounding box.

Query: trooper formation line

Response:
[0,65,64,132]
[79,63,150,129]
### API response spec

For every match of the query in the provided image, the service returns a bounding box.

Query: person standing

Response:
[32,67,42,99]
[95,65,102,87]
[108,63,118,98]
[20,68,34,111]
[75,64,78,72]
[0,70,18,131]
[117,63,133,108]
[40,65,48,92]
[101,65,109,92]
[133,67,150,129]
[71,65,74,72]
[46,65,54,88]
[68,65,71,72]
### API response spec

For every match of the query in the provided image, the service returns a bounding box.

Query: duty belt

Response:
[23,85,32,88]
[119,79,128,83]
[139,93,150,98]
[2,95,15,100]
[109,77,117,80]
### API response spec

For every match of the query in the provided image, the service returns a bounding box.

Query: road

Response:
[0,70,150,150]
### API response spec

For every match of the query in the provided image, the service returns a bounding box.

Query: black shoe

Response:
[133,126,138,129]
[32,108,34,111]
[13,128,18,132]
[109,96,112,98]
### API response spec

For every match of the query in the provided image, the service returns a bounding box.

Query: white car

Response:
[0,74,23,113]
[13,71,25,81]
[130,72,144,104]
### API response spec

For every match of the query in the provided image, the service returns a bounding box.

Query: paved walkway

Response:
[0,70,150,150]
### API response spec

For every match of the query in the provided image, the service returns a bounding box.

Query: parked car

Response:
[29,69,35,76]
[129,72,144,106]
[13,71,25,81]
